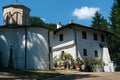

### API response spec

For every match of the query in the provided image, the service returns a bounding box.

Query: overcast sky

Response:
[0,0,114,26]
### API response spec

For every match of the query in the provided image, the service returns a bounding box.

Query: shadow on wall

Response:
[27,31,49,70]
[0,35,10,68]
[0,28,50,70]
[15,31,26,69]
[0,30,26,69]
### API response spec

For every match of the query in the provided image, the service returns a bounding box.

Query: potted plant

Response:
[76,57,83,70]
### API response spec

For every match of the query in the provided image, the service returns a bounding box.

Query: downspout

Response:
[25,27,27,69]
[48,30,51,70]
[72,26,78,58]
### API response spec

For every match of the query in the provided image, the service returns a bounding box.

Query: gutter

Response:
[48,30,51,70]
[25,27,27,69]
[72,26,78,58]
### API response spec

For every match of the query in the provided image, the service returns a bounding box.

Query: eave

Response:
[54,23,112,34]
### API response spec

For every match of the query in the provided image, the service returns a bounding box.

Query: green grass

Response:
[0,68,61,79]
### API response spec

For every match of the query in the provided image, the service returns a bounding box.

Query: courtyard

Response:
[0,69,120,80]
[45,70,120,80]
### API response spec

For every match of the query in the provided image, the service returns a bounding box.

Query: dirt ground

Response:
[45,70,120,80]
[0,70,120,80]
[72,72,120,80]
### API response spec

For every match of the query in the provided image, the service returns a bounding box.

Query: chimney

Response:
[57,22,62,29]
[69,20,74,24]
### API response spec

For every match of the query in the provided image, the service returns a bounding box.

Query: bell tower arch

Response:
[3,3,30,26]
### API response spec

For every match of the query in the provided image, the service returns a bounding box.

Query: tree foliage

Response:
[59,52,73,62]
[29,16,57,30]
[46,23,57,30]
[29,16,45,26]
[76,57,83,64]
[91,11,109,31]
[53,52,74,69]
[109,0,120,64]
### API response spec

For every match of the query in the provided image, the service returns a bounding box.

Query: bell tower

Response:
[3,3,30,26]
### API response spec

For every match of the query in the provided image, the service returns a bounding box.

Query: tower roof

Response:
[3,3,31,11]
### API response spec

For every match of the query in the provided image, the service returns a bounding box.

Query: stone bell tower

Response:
[3,3,30,26]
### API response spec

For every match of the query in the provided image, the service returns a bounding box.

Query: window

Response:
[82,31,87,39]
[59,34,63,41]
[61,51,64,53]
[95,50,98,57]
[93,33,97,40]
[101,35,105,42]
[6,15,10,25]
[83,49,87,56]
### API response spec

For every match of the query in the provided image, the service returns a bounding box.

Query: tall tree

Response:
[91,11,109,31]
[100,17,109,30]
[109,0,120,64]
[91,11,101,29]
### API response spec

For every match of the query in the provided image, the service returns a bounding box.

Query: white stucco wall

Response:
[53,28,77,59]
[76,29,106,59]
[0,27,52,70]
[53,26,110,62]
[0,28,25,69]
[26,27,50,70]
[53,28,74,47]
[53,44,76,59]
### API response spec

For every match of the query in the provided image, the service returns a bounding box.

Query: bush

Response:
[53,52,74,69]
[83,58,104,72]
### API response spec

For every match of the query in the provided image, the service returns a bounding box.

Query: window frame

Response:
[95,50,98,57]
[59,34,63,41]
[82,31,87,39]
[93,33,97,40]
[101,35,105,42]
[83,49,87,56]
[61,51,64,53]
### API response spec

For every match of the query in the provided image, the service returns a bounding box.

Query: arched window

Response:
[12,12,22,25]
[6,15,10,25]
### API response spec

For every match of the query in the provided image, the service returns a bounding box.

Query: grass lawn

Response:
[0,68,61,79]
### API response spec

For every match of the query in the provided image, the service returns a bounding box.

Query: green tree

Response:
[29,16,45,26]
[59,52,73,61]
[91,11,109,31]
[91,11,101,29]
[46,23,57,30]
[109,0,120,64]
[100,17,109,30]
[29,16,57,30]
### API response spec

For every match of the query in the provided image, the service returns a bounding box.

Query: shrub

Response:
[83,58,104,72]
[53,52,74,69]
